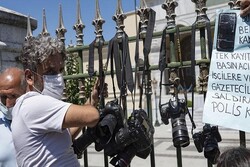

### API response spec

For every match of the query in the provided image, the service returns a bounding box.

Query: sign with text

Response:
[203,9,250,132]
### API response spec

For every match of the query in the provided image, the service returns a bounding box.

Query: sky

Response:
[0,0,138,46]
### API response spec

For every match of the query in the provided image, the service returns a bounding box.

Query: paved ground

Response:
[78,94,250,167]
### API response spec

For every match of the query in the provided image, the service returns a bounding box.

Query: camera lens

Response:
[171,113,190,147]
[193,132,203,152]
[204,135,220,164]
[110,145,137,167]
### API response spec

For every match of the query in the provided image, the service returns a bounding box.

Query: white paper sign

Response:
[203,9,250,132]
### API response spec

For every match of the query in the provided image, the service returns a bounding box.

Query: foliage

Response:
[64,52,97,105]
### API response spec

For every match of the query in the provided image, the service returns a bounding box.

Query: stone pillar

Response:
[0,6,37,72]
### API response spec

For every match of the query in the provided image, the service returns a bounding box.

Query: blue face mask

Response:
[0,102,13,120]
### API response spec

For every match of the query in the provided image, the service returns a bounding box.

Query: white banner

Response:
[203,9,250,132]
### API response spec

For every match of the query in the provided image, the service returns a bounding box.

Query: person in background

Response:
[11,34,102,167]
[0,67,26,167]
[217,146,250,167]
[238,0,250,16]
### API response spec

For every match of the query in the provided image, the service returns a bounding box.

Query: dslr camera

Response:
[107,108,154,167]
[160,98,190,148]
[193,124,222,164]
[72,99,125,158]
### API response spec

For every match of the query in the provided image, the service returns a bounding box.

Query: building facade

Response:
[0,6,37,72]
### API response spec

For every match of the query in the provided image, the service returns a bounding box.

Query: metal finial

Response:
[162,0,178,29]
[136,0,151,38]
[73,0,85,46]
[56,4,67,43]
[228,0,241,9]
[140,0,148,8]
[25,15,33,41]
[92,0,105,43]
[191,0,208,22]
[112,0,126,40]
[40,9,50,37]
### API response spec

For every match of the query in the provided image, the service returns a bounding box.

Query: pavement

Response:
[78,94,250,167]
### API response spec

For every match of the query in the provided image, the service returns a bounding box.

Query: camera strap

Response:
[176,26,196,129]
[158,27,167,113]
[191,15,212,132]
[134,8,155,109]
[105,32,134,116]
[89,38,105,108]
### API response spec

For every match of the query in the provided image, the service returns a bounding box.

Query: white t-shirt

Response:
[11,92,80,167]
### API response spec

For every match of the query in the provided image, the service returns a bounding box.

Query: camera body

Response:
[72,99,154,167]
[193,124,222,164]
[104,108,154,155]
[108,109,154,167]
[160,98,190,147]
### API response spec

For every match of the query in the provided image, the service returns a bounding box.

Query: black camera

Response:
[193,124,222,164]
[160,98,190,148]
[72,99,154,167]
[107,109,154,167]
[72,99,124,157]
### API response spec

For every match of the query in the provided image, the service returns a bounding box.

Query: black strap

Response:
[176,26,196,129]
[88,40,96,78]
[134,8,156,109]
[158,28,167,114]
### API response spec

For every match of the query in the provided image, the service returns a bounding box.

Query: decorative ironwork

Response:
[168,68,180,95]
[136,0,150,38]
[73,0,85,46]
[40,9,50,37]
[56,4,67,43]
[112,0,126,40]
[25,15,34,41]
[162,0,178,28]
[191,0,208,22]
[92,0,105,44]
[228,0,241,9]
[197,63,209,93]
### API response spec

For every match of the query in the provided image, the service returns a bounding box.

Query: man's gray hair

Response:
[20,35,66,71]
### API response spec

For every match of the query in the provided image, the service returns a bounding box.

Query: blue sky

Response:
[0,0,137,46]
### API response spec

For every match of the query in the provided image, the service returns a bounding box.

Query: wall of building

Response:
[0,6,37,72]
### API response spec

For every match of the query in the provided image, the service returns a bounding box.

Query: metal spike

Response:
[25,15,33,41]
[116,0,124,15]
[56,4,67,43]
[73,0,85,46]
[113,0,126,40]
[92,0,105,43]
[40,9,50,37]
[140,0,148,9]
[162,0,178,29]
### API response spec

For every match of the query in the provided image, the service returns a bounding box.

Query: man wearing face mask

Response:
[0,67,26,167]
[11,35,102,167]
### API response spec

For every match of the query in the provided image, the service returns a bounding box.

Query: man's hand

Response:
[86,78,108,107]
[238,0,250,17]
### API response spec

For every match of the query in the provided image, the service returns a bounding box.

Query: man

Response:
[0,67,26,167]
[11,35,101,167]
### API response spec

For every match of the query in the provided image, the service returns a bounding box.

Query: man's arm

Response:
[63,104,99,129]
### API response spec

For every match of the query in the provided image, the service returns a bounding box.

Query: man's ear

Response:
[24,69,34,86]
